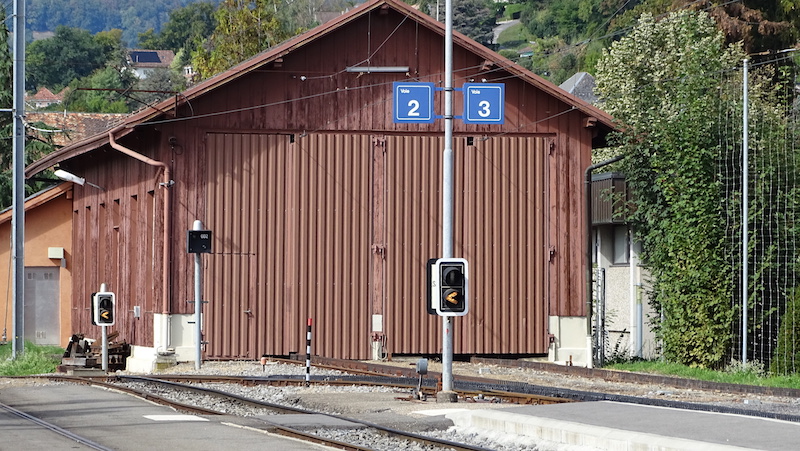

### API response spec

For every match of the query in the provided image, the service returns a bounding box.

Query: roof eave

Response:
[25,0,618,178]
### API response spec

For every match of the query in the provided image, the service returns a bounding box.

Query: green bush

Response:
[771,288,800,375]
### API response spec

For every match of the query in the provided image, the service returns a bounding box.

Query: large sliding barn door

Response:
[204,133,371,359]
[204,132,551,359]
[381,135,552,355]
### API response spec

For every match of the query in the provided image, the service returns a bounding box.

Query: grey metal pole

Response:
[11,0,25,359]
[100,283,108,372]
[193,219,204,370]
[742,58,749,364]
[440,0,455,399]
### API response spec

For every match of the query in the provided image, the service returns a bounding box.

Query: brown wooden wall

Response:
[62,3,598,358]
[188,131,558,359]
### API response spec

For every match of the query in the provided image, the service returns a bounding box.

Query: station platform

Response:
[436,400,800,450]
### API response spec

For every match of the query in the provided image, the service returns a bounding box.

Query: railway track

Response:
[0,398,114,451]
[47,354,800,422]
[6,356,800,450]
[39,374,496,451]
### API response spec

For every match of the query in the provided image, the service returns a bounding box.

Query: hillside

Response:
[26,0,223,45]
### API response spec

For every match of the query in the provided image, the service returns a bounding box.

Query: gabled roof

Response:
[559,72,599,105]
[29,87,63,103]
[0,182,72,225]
[128,49,175,68]
[26,0,617,178]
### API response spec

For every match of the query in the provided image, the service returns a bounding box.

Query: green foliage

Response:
[138,2,218,58]
[0,342,64,376]
[26,26,110,91]
[772,289,800,375]
[422,0,497,45]
[191,0,293,79]
[26,0,223,45]
[0,6,56,208]
[63,67,137,113]
[502,3,526,20]
[495,21,529,47]
[135,68,187,106]
[738,62,800,369]
[595,11,744,368]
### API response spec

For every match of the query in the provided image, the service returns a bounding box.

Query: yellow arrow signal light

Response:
[432,258,468,316]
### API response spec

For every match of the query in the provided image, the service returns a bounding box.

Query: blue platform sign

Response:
[393,82,435,124]
[463,83,505,124]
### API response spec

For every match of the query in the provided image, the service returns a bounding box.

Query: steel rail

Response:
[0,400,115,451]
[42,375,222,415]
[107,372,571,406]
[288,356,800,423]
[107,375,495,451]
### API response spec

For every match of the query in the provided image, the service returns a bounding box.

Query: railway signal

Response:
[92,292,115,326]
[428,257,469,316]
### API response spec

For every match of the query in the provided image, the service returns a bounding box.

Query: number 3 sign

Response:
[463,83,505,124]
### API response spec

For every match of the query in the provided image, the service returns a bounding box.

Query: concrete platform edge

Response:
[444,409,755,451]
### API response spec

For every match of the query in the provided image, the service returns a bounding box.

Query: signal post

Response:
[92,284,116,372]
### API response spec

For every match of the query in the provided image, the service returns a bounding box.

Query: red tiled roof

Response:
[26,112,128,147]
[29,87,63,102]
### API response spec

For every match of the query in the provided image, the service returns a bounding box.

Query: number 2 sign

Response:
[393,82,435,124]
[463,83,505,124]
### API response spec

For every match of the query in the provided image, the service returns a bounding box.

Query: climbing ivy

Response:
[595,11,743,368]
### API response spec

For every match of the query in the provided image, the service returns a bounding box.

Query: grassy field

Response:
[608,360,800,390]
[0,342,64,376]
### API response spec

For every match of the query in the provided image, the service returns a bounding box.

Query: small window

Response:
[613,225,629,265]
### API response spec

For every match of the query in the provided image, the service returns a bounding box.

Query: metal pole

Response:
[193,219,204,370]
[305,318,312,387]
[440,0,456,399]
[742,58,749,364]
[100,283,108,372]
[11,0,25,358]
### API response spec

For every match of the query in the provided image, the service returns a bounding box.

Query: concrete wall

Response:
[0,184,73,347]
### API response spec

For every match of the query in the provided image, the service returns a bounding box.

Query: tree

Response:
[64,67,137,113]
[138,1,217,59]
[0,6,56,207]
[425,0,496,45]
[27,26,111,91]
[595,11,744,368]
[94,29,128,69]
[191,0,292,79]
[134,68,187,106]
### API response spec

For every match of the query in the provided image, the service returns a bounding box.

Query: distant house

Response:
[127,50,175,79]
[27,87,64,109]
[560,72,598,105]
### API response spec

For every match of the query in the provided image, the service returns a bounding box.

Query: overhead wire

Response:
[135,0,755,133]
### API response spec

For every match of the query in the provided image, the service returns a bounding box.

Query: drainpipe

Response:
[108,131,173,321]
[584,155,624,366]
